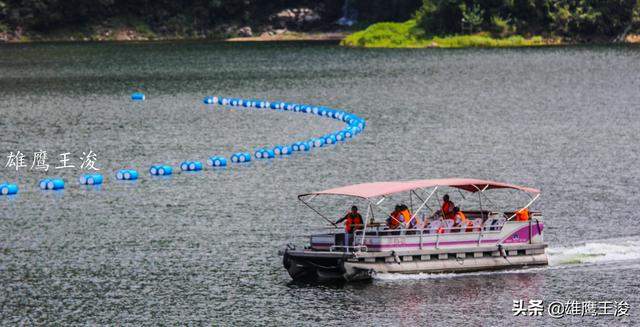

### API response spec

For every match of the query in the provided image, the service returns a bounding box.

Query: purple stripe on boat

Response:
[502,222,544,244]
[365,239,500,249]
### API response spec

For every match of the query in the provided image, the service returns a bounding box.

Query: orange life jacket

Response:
[400,209,412,227]
[454,211,474,232]
[515,208,529,221]
[455,211,468,223]
[345,213,363,233]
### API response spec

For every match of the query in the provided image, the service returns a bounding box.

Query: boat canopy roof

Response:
[299,178,540,199]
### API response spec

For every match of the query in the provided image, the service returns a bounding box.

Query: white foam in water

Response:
[374,237,640,282]
[375,267,550,282]
[547,237,640,266]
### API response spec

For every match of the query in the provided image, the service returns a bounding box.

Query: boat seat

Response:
[472,218,483,232]
[428,220,441,234]
[442,219,454,233]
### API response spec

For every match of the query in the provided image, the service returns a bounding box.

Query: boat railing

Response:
[312,217,543,252]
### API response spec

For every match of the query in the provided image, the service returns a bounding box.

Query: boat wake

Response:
[374,236,640,282]
[547,237,640,266]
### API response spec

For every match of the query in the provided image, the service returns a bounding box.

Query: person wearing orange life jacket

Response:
[399,204,414,229]
[515,207,530,221]
[386,205,405,230]
[441,194,455,220]
[335,206,363,246]
[452,207,473,232]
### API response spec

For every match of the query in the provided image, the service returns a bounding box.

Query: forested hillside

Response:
[0,0,420,40]
[342,0,640,48]
[416,0,640,38]
[1,0,639,42]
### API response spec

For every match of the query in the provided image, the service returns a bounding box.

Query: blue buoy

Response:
[272,145,292,156]
[204,96,218,105]
[190,161,203,171]
[181,161,203,171]
[39,179,50,190]
[266,149,275,158]
[207,156,228,167]
[324,134,337,145]
[231,152,251,163]
[116,169,138,180]
[255,149,274,159]
[132,92,145,101]
[0,183,18,195]
[344,129,353,138]
[312,137,325,147]
[292,141,311,152]
[79,174,103,185]
[281,145,293,155]
[150,165,173,176]
[40,178,64,190]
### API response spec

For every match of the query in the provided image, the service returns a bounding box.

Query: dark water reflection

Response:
[0,41,639,324]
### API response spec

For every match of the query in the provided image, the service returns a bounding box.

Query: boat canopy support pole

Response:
[371,201,404,227]
[471,184,490,219]
[411,190,434,215]
[298,195,337,227]
[409,186,438,226]
[506,193,541,221]
[360,203,372,248]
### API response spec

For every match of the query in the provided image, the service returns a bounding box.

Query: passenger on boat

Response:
[335,206,363,246]
[515,207,530,221]
[441,194,455,220]
[387,205,405,230]
[399,204,414,228]
[452,207,473,232]
[336,206,364,233]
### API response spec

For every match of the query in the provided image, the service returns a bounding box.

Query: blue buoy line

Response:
[202,96,365,162]
[2,95,365,197]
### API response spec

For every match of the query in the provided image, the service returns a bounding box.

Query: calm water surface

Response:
[1,41,639,325]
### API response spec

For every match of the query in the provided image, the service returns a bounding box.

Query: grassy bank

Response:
[341,20,552,48]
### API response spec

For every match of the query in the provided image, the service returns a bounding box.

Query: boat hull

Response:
[283,243,548,282]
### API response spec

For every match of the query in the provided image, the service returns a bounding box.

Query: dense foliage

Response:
[341,19,546,47]
[416,0,640,37]
[0,0,420,35]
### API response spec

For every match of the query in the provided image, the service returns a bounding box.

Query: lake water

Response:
[1,41,639,325]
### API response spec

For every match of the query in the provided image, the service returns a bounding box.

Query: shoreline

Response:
[227,31,348,42]
[2,29,639,47]
[0,27,350,44]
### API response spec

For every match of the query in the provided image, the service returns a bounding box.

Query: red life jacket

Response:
[442,201,454,219]
[387,210,402,229]
[345,213,363,233]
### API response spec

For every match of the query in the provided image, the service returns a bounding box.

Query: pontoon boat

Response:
[281,178,547,282]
